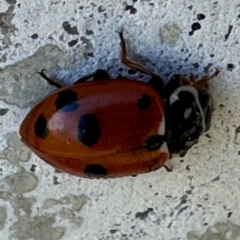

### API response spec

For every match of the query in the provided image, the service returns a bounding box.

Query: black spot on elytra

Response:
[137,94,151,110]
[34,114,49,138]
[55,90,78,111]
[84,164,107,178]
[78,114,100,146]
[146,134,164,151]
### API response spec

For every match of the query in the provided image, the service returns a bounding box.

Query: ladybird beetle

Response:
[19,31,219,178]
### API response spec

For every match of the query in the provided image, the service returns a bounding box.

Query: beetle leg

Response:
[118,30,154,76]
[164,165,172,172]
[179,75,192,85]
[118,30,165,95]
[72,69,110,85]
[189,75,196,84]
[37,69,64,88]
[193,69,219,92]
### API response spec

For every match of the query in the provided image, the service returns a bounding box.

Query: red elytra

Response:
[20,78,169,178]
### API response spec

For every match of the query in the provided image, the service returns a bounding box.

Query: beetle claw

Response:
[116,29,123,34]
[164,165,172,172]
[118,30,154,76]
[37,69,63,89]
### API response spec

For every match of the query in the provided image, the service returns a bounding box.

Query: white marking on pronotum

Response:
[184,108,192,119]
[169,85,205,135]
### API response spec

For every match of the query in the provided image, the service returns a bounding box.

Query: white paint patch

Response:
[169,93,180,105]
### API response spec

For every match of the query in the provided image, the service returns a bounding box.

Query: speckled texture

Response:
[1,0,240,239]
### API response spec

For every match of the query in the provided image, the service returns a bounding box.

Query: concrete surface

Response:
[0,0,240,239]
